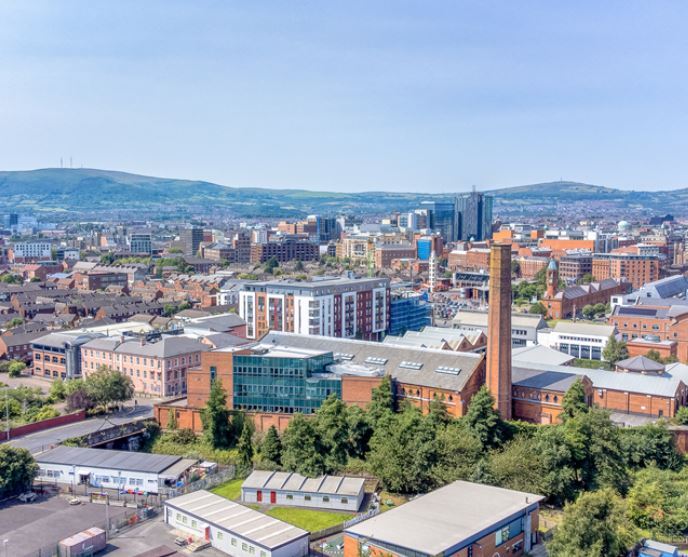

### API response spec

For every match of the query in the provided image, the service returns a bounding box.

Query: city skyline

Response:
[1,1,687,192]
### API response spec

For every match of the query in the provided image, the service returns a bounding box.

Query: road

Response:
[6,403,154,454]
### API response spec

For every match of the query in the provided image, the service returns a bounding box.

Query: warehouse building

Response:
[241,470,365,512]
[164,490,309,557]
[35,446,197,495]
[343,480,543,557]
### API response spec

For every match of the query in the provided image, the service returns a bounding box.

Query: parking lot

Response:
[0,492,129,557]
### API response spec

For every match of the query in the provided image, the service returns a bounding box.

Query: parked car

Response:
[18,492,37,503]
[174,537,188,547]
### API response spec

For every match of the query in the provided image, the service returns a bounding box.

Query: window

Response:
[242,543,248,551]
[217,532,223,540]
[323,496,330,502]
[191,520,197,528]
[304,495,311,501]
[231,538,237,547]
[286,494,294,500]
[341,497,348,504]
[249,547,255,555]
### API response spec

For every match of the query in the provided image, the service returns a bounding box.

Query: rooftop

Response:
[164,490,308,549]
[345,480,543,555]
[36,446,190,475]
[242,470,365,496]
[551,321,616,337]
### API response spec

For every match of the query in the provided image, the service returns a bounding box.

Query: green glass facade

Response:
[232,352,342,414]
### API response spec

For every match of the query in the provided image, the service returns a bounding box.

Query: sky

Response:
[1,1,687,193]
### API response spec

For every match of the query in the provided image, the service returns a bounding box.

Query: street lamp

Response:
[3,538,9,557]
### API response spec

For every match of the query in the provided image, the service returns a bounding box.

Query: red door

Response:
[270,491,276,504]
[257,490,262,503]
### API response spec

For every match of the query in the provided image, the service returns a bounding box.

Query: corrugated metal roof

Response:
[165,490,307,548]
[36,446,186,475]
[243,470,364,497]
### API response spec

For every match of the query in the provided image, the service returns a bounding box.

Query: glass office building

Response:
[232,349,342,414]
[388,292,432,336]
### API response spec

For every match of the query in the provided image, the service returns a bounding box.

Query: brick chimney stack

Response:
[486,242,512,419]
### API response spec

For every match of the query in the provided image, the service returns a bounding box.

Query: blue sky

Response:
[1,1,686,192]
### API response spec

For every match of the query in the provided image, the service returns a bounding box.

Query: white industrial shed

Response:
[164,490,309,557]
[242,470,365,513]
[35,446,197,495]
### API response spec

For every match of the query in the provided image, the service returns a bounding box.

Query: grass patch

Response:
[379,491,408,512]
[263,507,353,532]
[572,358,612,370]
[211,478,244,501]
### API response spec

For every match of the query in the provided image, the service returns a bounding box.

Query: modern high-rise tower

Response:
[455,191,493,241]
[486,242,512,419]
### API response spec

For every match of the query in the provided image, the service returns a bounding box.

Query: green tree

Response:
[532,425,578,504]
[548,489,637,557]
[593,303,607,316]
[561,379,589,421]
[626,466,688,538]
[346,405,372,459]
[432,423,483,484]
[603,335,628,366]
[84,368,134,409]
[367,376,395,424]
[582,304,595,320]
[167,408,178,430]
[7,360,26,378]
[49,379,66,402]
[201,379,231,449]
[674,406,688,425]
[368,407,437,493]
[237,422,254,474]
[529,301,547,316]
[580,272,594,284]
[263,256,280,274]
[281,413,325,477]
[464,386,504,449]
[427,396,451,429]
[315,394,349,472]
[620,422,681,471]
[563,408,627,493]
[260,425,282,466]
[0,446,38,497]
[645,349,662,363]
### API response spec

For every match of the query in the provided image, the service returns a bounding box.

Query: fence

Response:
[161,464,236,499]
[310,507,380,541]
[6,410,87,440]
[24,505,159,557]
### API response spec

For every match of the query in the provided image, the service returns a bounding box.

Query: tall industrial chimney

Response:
[486,242,512,419]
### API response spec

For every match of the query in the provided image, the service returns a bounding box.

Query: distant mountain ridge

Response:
[0,168,685,218]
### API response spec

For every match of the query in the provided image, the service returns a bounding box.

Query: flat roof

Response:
[164,490,308,549]
[242,470,365,497]
[346,480,543,555]
[36,446,186,475]
[512,345,575,366]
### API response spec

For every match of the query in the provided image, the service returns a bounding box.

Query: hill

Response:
[0,168,685,219]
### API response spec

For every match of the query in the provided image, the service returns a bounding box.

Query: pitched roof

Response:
[616,355,665,373]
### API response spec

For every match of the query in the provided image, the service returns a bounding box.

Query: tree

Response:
[237,422,254,474]
[563,408,627,493]
[201,379,231,449]
[626,466,688,538]
[580,272,594,284]
[263,256,280,274]
[346,405,372,459]
[561,379,589,421]
[427,397,451,429]
[49,379,66,402]
[529,302,547,316]
[7,360,26,378]
[532,425,578,504]
[0,446,38,497]
[167,408,178,430]
[260,425,282,466]
[464,386,504,449]
[620,423,681,471]
[582,304,595,320]
[315,394,350,472]
[64,379,94,411]
[84,368,134,409]
[645,349,663,363]
[674,406,688,425]
[281,413,326,477]
[432,423,483,484]
[548,489,637,557]
[368,406,438,493]
[294,260,304,272]
[593,303,607,316]
[367,376,395,424]
[602,336,628,366]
